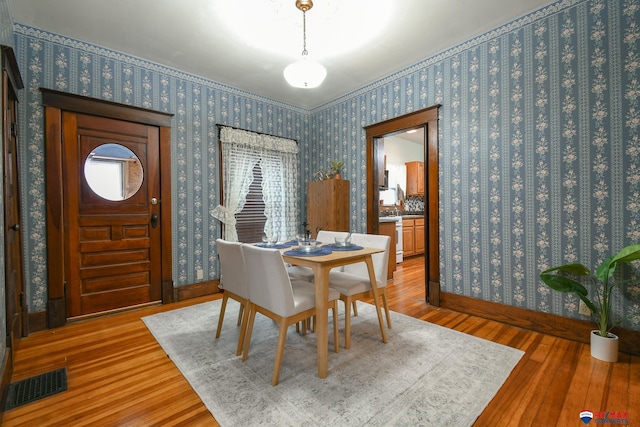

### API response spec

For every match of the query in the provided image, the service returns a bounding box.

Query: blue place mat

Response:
[255,243,294,249]
[283,246,333,257]
[328,244,364,251]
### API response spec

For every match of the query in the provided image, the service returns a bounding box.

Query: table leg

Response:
[365,255,388,344]
[314,265,329,379]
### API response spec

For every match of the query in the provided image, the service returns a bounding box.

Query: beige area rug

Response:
[142,299,524,426]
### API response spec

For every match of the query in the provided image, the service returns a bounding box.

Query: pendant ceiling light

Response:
[283,0,327,88]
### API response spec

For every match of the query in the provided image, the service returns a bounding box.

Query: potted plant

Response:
[313,169,332,181]
[539,243,640,362]
[330,160,345,179]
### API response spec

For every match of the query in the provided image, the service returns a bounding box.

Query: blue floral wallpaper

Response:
[6,0,640,330]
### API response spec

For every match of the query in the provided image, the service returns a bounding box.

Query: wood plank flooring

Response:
[2,256,637,426]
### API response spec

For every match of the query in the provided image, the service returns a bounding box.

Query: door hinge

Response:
[11,122,17,138]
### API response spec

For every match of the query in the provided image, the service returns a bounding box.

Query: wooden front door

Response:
[64,113,162,317]
[43,89,173,325]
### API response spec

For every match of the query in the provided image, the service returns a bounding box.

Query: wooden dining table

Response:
[281,246,387,379]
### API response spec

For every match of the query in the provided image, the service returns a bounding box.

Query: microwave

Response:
[379,170,389,190]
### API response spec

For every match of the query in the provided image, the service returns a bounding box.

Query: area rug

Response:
[142,300,524,426]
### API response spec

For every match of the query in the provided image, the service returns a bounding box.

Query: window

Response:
[235,164,266,243]
[211,127,299,243]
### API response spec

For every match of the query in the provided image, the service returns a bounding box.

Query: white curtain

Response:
[211,127,299,242]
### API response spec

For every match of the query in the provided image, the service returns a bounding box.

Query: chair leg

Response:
[242,305,257,361]
[352,300,358,317]
[343,297,352,349]
[332,303,339,353]
[236,304,244,326]
[272,322,289,386]
[236,302,250,356]
[382,290,392,329]
[215,294,229,339]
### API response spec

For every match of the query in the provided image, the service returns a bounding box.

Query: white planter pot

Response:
[590,330,619,362]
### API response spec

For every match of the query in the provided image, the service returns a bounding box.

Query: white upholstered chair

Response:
[327,233,391,349]
[241,244,340,386]
[215,239,251,356]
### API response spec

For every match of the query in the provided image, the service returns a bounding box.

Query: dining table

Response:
[281,245,387,379]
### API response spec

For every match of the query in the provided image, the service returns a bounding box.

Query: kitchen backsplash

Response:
[404,195,424,213]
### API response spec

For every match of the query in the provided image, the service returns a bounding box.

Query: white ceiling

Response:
[8,0,554,110]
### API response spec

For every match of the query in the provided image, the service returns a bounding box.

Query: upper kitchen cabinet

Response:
[405,161,424,196]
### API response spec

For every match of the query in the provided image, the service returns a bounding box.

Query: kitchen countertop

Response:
[379,214,424,222]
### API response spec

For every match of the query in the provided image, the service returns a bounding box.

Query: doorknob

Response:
[151,198,158,205]
[151,214,158,228]
[10,223,19,231]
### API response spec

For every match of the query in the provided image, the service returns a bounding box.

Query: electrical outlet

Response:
[578,300,591,316]
[196,269,204,280]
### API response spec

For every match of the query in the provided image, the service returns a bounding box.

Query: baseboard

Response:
[28,310,48,333]
[440,292,640,356]
[175,279,221,301]
[27,280,222,334]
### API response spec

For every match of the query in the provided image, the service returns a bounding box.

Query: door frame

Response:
[365,105,440,306]
[42,89,173,327]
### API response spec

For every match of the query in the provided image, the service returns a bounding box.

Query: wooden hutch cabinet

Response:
[405,161,424,196]
[306,179,350,238]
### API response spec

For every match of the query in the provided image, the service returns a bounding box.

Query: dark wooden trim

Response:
[41,89,173,127]
[426,120,439,304]
[365,105,441,305]
[44,107,65,319]
[159,125,173,303]
[1,45,24,91]
[174,280,221,301]
[0,350,11,411]
[46,297,66,329]
[28,310,48,333]
[440,292,640,356]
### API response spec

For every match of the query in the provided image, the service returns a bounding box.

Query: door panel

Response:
[64,113,161,317]
[3,70,25,341]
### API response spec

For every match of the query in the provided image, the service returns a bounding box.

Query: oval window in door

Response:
[84,143,143,201]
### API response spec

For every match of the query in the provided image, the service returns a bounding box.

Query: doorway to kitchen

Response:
[365,105,440,306]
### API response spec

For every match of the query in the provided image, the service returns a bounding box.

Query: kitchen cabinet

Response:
[378,221,396,279]
[405,161,424,196]
[414,218,425,254]
[402,217,424,257]
[402,219,415,256]
[306,179,350,239]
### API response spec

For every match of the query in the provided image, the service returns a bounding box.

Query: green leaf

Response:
[611,243,640,264]
[578,296,598,316]
[541,263,590,276]
[595,244,640,281]
[595,256,615,282]
[539,273,588,295]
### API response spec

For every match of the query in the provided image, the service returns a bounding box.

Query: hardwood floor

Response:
[2,256,638,426]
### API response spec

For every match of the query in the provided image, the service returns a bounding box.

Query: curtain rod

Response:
[215,124,298,144]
